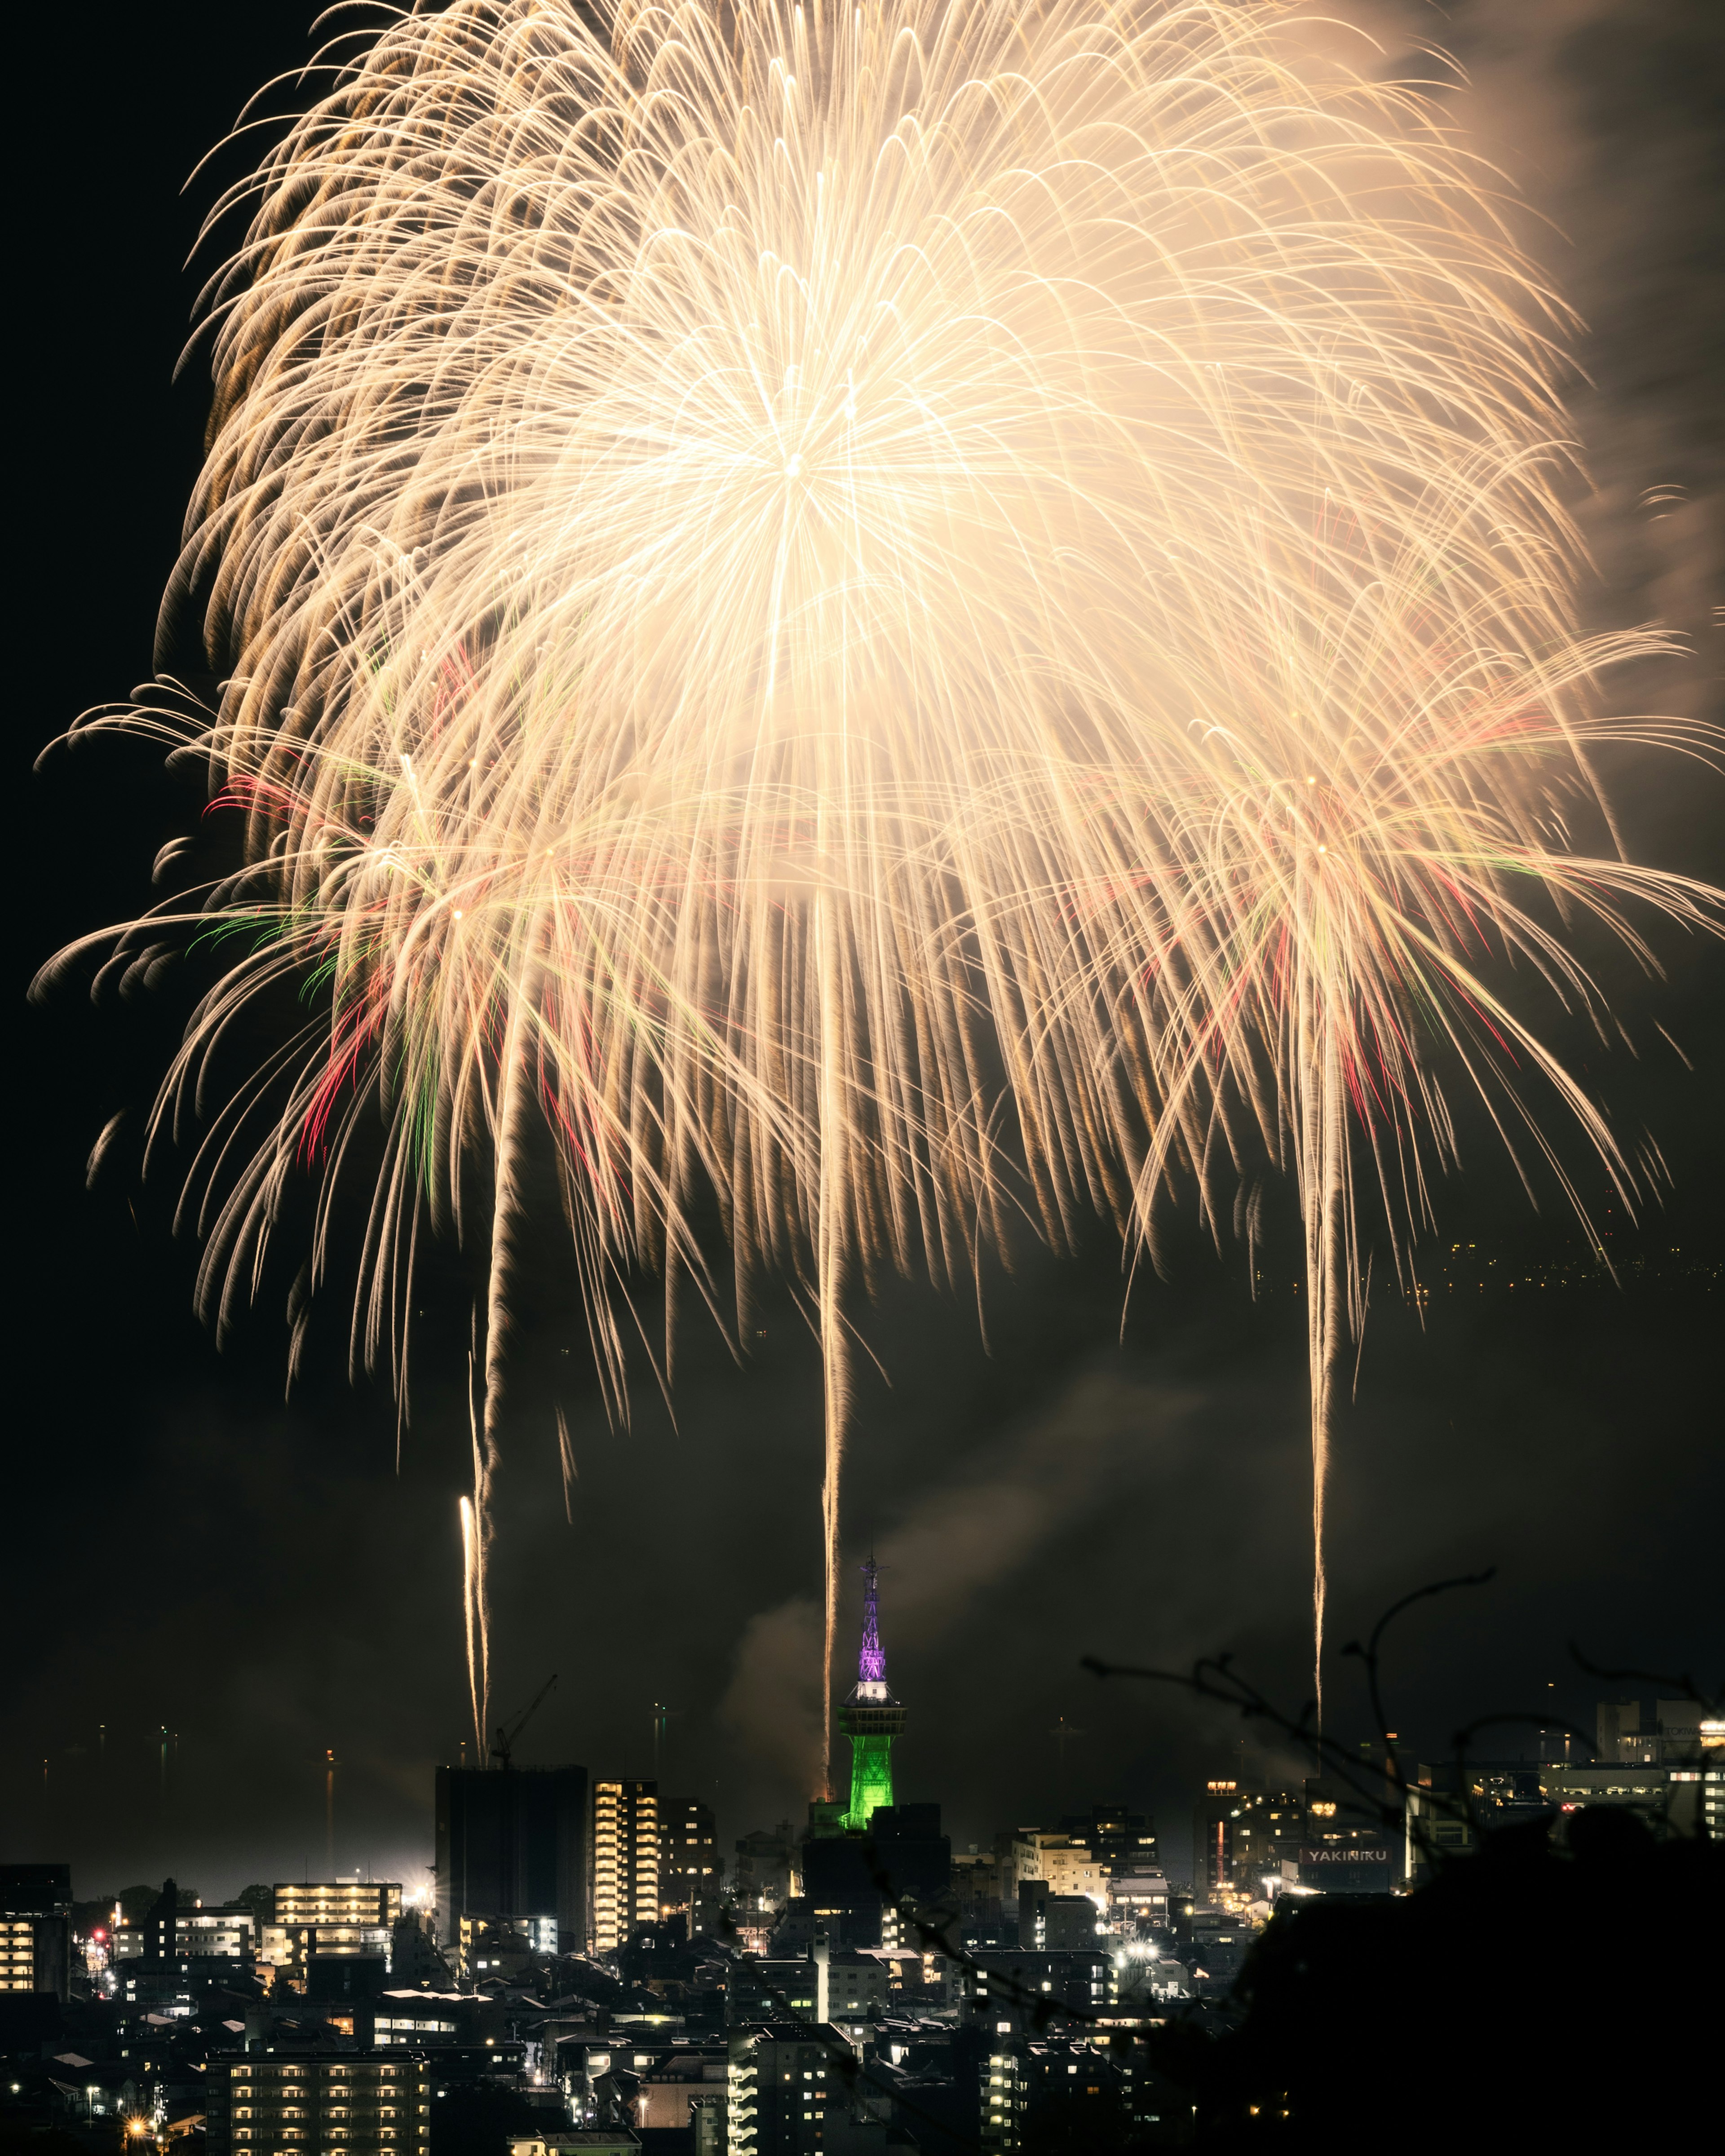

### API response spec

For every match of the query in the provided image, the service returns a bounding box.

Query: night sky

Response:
[8,1,1721,1902]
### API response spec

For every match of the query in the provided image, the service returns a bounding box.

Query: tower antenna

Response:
[837,1557,906,1829]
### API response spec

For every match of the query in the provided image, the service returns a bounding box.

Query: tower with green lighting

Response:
[838,1558,906,1829]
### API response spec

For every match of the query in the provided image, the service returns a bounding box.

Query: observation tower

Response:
[838,1558,906,1829]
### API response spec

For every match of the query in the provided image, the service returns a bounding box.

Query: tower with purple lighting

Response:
[838,1558,906,1829]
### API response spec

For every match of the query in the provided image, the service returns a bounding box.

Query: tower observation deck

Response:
[838,1558,906,1829]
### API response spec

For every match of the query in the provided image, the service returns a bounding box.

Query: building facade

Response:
[434,1765,588,1954]
[204,2050,431,2156]
[725,2022,844,2153]
[0,1865,71,1999]
[262,1881,402,1982]
[658,1799,722,1934]
[590,1780,659,1953]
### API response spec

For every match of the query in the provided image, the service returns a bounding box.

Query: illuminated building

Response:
[1058,1806,1159,1871]
[203,2051,431,2156]
[590,1778,659,1953]
[1018,1884,1104,1949]
[963,1950,1113,2027]
[838,1559,905,1830]
[659,1798,723,1935]
[0,1864,71,1999]
[116,1895,257,1963]
[990,1829,1104,1908]
[1192,1784,1309,1899]
[263,1881,402,1981]
[725,2022,843,2153]
[456,1910,558,1979]
[434,1764,588,1956]
[1296,1781,1393,1893]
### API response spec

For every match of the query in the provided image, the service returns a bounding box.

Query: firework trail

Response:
[43,0,1717,1751]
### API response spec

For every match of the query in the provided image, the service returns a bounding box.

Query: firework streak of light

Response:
[41,1,1720,1758]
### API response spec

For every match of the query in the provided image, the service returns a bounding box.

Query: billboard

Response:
[1298,1841,1393,1893]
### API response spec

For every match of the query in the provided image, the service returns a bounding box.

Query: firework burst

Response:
[44,0,1716,1758]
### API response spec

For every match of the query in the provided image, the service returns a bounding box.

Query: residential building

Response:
[962,1949,1112,2027]
[1105,1864,1170,1930]
[591,1780,659,1954]
[263,1881,402,1980]
[993,1831,1104,1906]
[632,2048,728,2132]
[949,1850,1006,1921]
[117,1898,257,1963]
[203,2050,431,2156]
[981,2041,1026,2151]
[1057,1806,1159,1872]
[725,2022,845,2153]
[1018,1886,1103,1950]
[373,1997,463,2046]
[659,1799,723,1935]
[435,1766,589,1955]
[0,1864,71,1998]
[727,1955,821,2025]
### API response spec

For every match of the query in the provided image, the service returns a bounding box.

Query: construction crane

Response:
[490,1674,557,1769]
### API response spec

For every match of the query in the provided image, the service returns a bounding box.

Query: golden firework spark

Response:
[44,0,1717,1757]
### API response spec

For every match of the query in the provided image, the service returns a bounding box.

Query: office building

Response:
[435,1765,588,1953]
[117,1895,257,1963]
[0,1864,71,1998]
[204,2051,431,2156]
[590,1780,659,1953]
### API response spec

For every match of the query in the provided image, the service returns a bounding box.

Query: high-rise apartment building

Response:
[659,1798,722,1934]
[434,1764,588,1953]
[591,1779,659,1953]
[204,2051,431,2156]
[0,1865,71,1999]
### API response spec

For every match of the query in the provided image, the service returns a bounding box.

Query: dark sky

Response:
[7,1,1721,1904]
